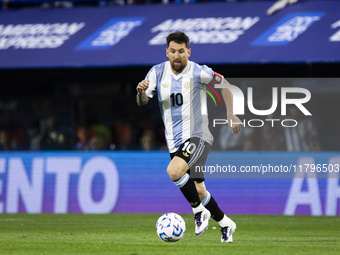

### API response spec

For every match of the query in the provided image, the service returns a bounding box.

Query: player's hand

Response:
[136,80,149,95]
[227,114,242,134]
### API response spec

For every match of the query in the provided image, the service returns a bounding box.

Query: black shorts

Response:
[170,137,212,183]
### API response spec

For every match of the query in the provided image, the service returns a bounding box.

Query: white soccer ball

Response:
[156,213,186,242]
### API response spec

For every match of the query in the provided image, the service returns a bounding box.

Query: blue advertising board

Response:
[0,151,339,216]
[0,1,340,68]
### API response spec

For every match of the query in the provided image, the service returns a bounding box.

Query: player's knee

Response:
[167,165,183,181]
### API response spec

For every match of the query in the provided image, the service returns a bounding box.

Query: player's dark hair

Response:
[166,31,190,49]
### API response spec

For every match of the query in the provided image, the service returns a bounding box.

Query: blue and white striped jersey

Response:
[145,60,219,153]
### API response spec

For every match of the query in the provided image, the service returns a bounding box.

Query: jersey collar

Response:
[169,61,191,79]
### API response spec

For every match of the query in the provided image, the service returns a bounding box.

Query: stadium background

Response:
[0,0,339,216]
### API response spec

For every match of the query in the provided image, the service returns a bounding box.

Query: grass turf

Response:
[0,214,339,255]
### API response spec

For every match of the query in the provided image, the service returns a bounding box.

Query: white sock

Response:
[192,203,205,215]
[218,215,231,228]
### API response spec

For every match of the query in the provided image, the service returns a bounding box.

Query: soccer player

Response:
[136,31,242,243]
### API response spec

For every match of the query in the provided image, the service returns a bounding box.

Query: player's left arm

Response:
[201,66,242,134]
[220,79,242,134]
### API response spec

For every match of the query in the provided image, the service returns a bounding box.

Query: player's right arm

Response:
[136,79,150,106]
[137,66,158,106]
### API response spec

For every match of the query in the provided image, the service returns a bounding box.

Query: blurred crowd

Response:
[0,113,166,152]
[0,80,324,152]
[0,107,322,152]
[0,88,168,151]
[0,111,321,152]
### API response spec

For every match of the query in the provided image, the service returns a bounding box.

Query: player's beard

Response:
[171,59,186,74]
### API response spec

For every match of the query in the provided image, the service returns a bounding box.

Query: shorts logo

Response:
[251,12,324,46]
[182,152,189,157]
[75,17,145,50]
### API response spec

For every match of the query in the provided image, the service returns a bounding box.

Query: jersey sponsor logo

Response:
[251,12,324,46]
[0,22,85,50]
[149,17,259,45]
[75,17,145,50]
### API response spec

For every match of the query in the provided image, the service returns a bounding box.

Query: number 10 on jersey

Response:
[170,93,183,106]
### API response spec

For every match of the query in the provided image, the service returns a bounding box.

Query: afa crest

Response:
[162,83,169,88]
[184,82,190,90]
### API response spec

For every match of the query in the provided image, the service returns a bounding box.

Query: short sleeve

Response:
[201,65,224,87]
[145,67,157,98]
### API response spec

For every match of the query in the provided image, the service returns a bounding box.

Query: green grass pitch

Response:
[0,213,339,255]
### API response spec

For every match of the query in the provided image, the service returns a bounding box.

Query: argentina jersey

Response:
[145,60,216,153]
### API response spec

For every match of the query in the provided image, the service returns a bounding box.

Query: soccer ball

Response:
[156,213,186,242]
